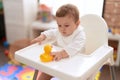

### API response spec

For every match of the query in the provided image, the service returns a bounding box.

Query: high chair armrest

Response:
[89,45,114,66]
[15,44,113,80]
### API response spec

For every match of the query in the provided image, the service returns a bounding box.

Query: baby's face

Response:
[56,16,79,37]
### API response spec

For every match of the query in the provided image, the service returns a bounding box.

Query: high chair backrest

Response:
[81,14,108,54]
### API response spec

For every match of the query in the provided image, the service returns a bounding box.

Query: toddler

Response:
[31,4,86,80]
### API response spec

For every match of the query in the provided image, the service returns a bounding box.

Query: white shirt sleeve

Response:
[41,29,58,42]
[64,30,86,57]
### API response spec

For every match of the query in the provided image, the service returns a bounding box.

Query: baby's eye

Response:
[65,25,69,27]
[58,25,61,27]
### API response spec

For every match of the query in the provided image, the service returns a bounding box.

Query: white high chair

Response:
[51,14,116,80]
[77,14,115,80]
[15,14,115,80]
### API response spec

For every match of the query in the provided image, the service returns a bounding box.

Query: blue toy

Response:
[3,41,9,48]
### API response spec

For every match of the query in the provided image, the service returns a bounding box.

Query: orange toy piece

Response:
[40,44,53,62]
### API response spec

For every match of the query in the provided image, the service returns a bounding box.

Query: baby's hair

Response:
[56,4,79,23]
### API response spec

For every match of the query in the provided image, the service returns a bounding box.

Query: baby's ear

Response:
[76,19,80,26]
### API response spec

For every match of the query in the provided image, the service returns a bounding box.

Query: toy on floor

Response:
[3,41,9,57]
[95,71,101,80]
[40,44,53,62]
[3,41,9,48]
[4,49,9,56]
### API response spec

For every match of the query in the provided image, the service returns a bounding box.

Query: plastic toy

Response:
[37,4,53,22]
[4,49,9,56]
[3,41,9,48]
[95,71,101,80]
[40,44,53,62]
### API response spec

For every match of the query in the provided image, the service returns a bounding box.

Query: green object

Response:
[0,2,3,9]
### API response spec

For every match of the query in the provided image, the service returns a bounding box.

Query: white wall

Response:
[39,0,104,17]
[3,0,38,43]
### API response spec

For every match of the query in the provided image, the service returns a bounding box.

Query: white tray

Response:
[15,44,113,80]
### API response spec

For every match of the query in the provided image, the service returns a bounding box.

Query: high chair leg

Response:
[33,70,39,80]
[110,66,116,80]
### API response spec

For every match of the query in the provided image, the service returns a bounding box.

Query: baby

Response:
[31,4,86,80]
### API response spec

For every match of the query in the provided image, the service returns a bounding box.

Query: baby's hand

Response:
[51,50,69,61]
[31,37,42,44]
[31,34,46,44]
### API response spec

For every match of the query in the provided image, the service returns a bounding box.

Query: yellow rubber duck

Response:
[40,44,53,62]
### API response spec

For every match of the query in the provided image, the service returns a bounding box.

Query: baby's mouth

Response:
[62,32,66,34]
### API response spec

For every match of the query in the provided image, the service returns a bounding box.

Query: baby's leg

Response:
[38,72,52,80]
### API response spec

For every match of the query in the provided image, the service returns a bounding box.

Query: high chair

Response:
[79,14,115,80]
[15,14,115,80]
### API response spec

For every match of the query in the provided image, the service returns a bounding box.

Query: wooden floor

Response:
[100,65,120,80]
[0,41,120,80]
[0,41,9,66]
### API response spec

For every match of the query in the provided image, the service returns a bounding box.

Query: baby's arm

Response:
[31,29,58,44]
[31,34,46,44]
[51,50,69,61]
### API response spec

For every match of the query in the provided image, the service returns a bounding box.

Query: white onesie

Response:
[41,25,86,57]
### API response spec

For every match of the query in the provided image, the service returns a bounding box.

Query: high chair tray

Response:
[15,43,113,80]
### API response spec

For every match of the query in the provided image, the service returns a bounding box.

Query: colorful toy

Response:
[3,41,9,48]
[95,71,101,80]
[4,49,9,56]
[113,50,117,61]
[37,4,53,22]
[40,44,53,62]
